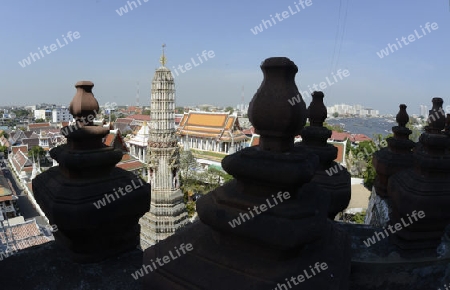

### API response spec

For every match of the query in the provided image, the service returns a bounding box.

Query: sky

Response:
[0,0,449,115]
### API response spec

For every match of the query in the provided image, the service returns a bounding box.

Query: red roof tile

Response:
[128,115,151,121]
[117,160,144,171]
[28,123,51,129]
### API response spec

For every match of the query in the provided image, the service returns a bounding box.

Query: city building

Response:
[51,107,72,123]
[420,105,429,118]
[139,48,188,249]
[127,122,149,163]
[177,111,249,154]
[33,109,52,121]
[327,103,380,117]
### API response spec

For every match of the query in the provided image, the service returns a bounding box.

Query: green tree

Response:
[12,109,30,118]
[332,112,339,118]
[175,107,184,114]
[0,131,9,139]
[180,150,199,181]
[406,122,422,142]
[34,118,46,123]
[109,114,117,122]
[225,106,234,114]
[142,109,151,115]
[0,145,8,158]
[185,201,196,217]
[28,146,46,161]
[323,122,344,133]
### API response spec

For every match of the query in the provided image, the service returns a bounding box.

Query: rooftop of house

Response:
[127,114,151,122]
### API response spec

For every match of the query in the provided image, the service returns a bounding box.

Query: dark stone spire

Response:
[372,104,415,197]
[33,81,150,263]
[296,91,351,219]
[142,57,351,289]
[248,57,306,152]
[388,98,450,252]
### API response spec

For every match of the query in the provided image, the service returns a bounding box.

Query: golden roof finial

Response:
[160,43,167,66]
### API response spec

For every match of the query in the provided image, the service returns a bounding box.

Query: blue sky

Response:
[0,0,449,115]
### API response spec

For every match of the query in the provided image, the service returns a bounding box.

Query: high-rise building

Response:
[420,105,429,117]
[139,46,189,250]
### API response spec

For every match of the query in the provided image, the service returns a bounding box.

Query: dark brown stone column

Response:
[296,91,351,219]
[33,81,150,263]
[142,58,351,289]
[389,98,450,252]
[373,104,415,197]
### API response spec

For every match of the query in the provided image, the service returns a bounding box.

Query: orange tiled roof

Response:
[117,160,144,171]
[12,145,28,154]
[121,153,132,162]
[250,135,260,147]
[177,112,249,142]
[128,114,151,121]
[28,123,51,129]
[115,118,134,124]
[104,133,115,146]
[0,195,13,202]
[331,142,345,163]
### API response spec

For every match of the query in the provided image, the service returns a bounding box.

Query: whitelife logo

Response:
[250,0,313,35]
[288,69,350,106]
[273,262,328,289]
[115,0,149,16]
[228,191,291,228]
[18,31,81,68]
[363,210,426,247]
[131,243,193,280]
[170,50,215,78]
[376,22,439,59]
[93,178,144,209]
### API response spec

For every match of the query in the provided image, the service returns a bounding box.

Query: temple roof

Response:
[177,111,248,142]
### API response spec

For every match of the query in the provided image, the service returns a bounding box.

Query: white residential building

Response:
[52,107,73,123]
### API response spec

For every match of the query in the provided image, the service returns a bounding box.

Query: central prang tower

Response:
[139,45,189,250]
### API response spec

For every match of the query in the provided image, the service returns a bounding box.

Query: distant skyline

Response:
[1,0,449,115]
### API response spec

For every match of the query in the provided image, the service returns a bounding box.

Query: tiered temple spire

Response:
[139,46,188,250]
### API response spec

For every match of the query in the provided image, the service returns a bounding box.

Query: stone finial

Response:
[396,104,409,127]
[69,81,99,126]
[248,57,306,152]
[426,97,446,133]
[33,81,150,263]
[372,103,415,198]
[308,91,327,127]
[296,90,350,219]
[388,97,450,251]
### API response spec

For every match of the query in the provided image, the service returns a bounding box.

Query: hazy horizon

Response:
[1,0,449,115]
